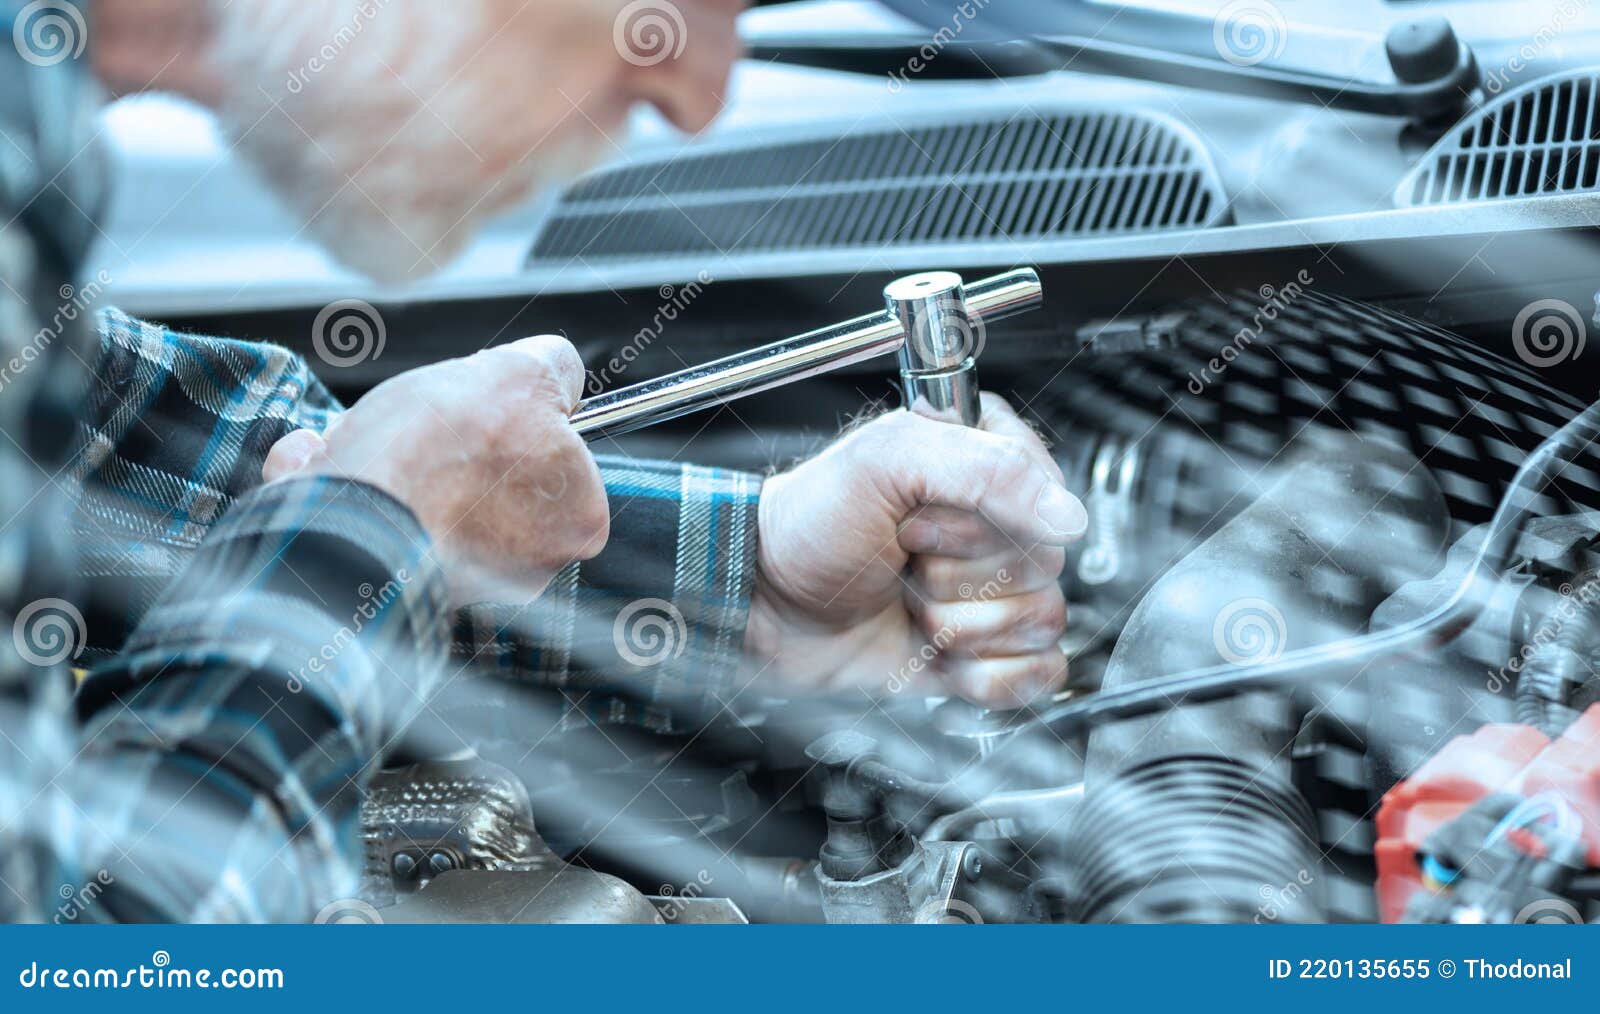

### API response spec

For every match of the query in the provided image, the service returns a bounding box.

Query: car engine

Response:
[338,288,1600,926]
[109,0,1600,926]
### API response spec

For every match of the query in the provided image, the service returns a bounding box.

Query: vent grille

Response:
[1399,69,1600,206]
[528,110,1227,264]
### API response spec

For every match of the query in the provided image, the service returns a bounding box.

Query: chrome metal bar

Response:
[885,270,984,427]
[571,268,1042,440]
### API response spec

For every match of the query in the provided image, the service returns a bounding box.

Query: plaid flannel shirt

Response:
[0,22,761,923]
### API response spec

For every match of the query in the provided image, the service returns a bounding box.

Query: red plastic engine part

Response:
[1374,704,1600,923]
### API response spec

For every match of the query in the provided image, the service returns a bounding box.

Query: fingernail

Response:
[1034,484,1088,540]
[899,519,942,554]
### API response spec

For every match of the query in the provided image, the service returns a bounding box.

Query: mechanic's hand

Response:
[262,336,609,603]
[746,394,1086,709]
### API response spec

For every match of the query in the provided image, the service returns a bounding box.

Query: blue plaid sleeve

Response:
[453,457,763,734]
[77,311,767,738]
[72,309,343,658]
[67,476,451,921]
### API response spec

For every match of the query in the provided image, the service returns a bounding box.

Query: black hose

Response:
[1060,756,1321,923]
[1029,393,1600,739]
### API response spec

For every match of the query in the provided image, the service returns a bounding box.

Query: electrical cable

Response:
[1028,394,1600,739]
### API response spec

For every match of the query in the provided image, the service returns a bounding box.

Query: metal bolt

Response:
[962,850,984,882]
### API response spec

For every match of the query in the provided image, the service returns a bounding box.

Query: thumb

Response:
[263,428,329,483]
[876,411,1087,546]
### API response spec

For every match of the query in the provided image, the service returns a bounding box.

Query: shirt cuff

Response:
[455,461,763,734]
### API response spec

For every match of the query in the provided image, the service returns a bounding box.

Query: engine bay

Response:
[99,0,1600,925]
[316,285,1600,926]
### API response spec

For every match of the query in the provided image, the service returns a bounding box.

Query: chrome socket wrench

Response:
[570,268,1042,440]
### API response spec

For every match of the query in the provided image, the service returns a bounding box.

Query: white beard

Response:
[206,0,609,284]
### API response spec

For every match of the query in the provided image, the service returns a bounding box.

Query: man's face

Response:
[207,0,743,283]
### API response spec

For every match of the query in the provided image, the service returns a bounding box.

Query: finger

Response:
[262,428,327,482]
[911,544,1065,600]
[898,505,1011,558]
[910,587,1067,657]
[494,334,586,414]
[937,650,1069,710]
[875,412,1088,545]
[977,393,1065,482]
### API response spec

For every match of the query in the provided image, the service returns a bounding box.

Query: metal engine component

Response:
[805,730,1028,925]
[818,839,989,926]
[1075,432,1451,922]
[359,757,559,906]
[382,869,664,925]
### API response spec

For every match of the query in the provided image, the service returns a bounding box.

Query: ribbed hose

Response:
[1516,580,1600,737]
[1062,756,1322,923]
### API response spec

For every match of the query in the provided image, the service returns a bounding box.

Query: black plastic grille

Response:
[528,110,1227,263]
[1030,292,1598,529]
[1400,70,1600,206]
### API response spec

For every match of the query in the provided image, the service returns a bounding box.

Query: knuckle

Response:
[1033,546,1068,580]
[913,557,959,596]
[985,440,1035,490]
[1023,591,1068,642]
[978,391,1019,421]
[851,412,907,459]
[914,601,949,640]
